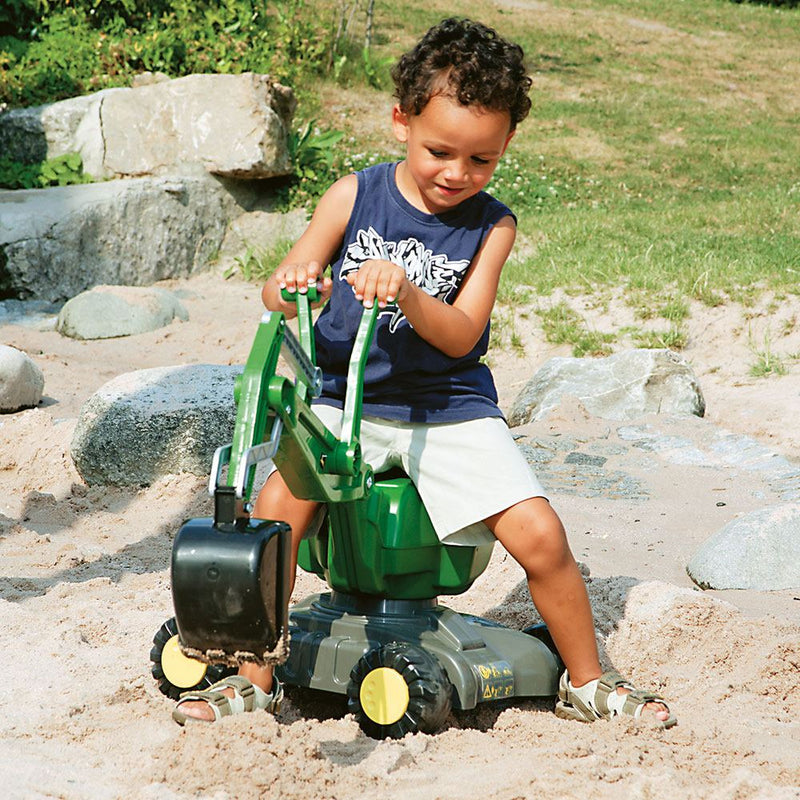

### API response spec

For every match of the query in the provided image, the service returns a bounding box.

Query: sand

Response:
[1,270,799,800]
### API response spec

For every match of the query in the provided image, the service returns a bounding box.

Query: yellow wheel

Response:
[347,643,452,739]
[150,617,232,700]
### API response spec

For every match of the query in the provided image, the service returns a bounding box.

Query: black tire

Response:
[347,642,452,739]
[150,617,233,700]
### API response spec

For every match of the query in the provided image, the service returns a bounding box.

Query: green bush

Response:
[0,1,332,107]
[0,10,99,106]
[0,152,93,189]
[273,121,349,210]
[0,1,39,38]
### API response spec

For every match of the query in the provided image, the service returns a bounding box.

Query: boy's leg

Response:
[484,498,601,686]
[174,470,319,722]
[484,498,671,724]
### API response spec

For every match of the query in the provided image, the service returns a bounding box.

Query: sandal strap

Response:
[562,670,672,722]
[174,676,261,722]
[173,674,284,726]
[207,675,256,710]
[595,670,634,716]
[619,688,666,718]
[260,676,284,714]
[597,670,631,690]
[174,688,243,721]
[597,671,669,719]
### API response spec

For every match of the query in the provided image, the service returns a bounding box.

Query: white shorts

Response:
[304,404,549,546]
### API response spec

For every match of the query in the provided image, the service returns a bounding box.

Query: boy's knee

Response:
[525,517,570,566]
[488,498,571,576]
[253,471,318,522]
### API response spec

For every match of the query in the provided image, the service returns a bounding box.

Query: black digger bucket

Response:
[167,295,334,670]
[171,513,292,668]
[168,307,303,669]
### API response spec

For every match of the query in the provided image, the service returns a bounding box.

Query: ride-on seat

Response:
[151,288,561,738]
[297,465,493,599]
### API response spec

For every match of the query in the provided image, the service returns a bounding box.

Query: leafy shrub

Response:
[0,152,93,189]
[0,1,332,107]
[288,121,345,182]
[0,10,99,106]
[223,239,294,283]
[273,121,349,210]
[0,0,39,38]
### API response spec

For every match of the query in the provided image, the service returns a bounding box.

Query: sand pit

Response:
[1,271,798,799]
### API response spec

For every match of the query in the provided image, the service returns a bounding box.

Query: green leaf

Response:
[310,130,344,148]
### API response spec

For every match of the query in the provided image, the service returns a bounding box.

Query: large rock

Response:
[0,175,242,302]
[0,345,44,412]
[56,285,189,340]
[508,349,705,425]
[71,365,241,485]
[0,100,58,163]
[0,73,296,179]
[219,208,308,262]
[687,504,800,591]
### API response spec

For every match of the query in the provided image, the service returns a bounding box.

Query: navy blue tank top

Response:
[314,161,514,423]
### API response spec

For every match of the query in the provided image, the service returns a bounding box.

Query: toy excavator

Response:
[151,288,562,738]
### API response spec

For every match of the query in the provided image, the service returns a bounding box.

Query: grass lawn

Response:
[317,0,799,335]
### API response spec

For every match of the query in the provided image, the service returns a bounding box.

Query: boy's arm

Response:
[347,215,517,358]
[262,175,357,317]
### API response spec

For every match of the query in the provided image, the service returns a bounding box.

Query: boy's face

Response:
[392,94,514,215]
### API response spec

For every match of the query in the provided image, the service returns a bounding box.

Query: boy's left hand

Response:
[345,260,409,309]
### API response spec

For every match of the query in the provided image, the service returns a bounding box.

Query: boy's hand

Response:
[346,260,409,309]
[273,261,332,306]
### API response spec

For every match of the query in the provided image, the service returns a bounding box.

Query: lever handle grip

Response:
[280,284,320,303]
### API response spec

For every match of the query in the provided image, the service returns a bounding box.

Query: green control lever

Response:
[270,289,380,503]
[208,284,380,524]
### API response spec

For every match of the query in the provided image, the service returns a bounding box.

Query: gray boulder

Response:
[0,345,45,412]
[56,285,189,340]
[687,504,800,590]
[71,365,241,485]
[103,73,296,178]
[219,208,308,262]
[508,349,705,425]
[0,101,53,163]
[0,175,241,302]
[0,73,296,180]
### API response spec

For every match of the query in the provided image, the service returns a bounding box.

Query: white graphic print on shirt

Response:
[340,226,470,333]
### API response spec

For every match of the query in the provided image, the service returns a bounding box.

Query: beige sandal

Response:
[172,675,283,725]
[555,670,677,729]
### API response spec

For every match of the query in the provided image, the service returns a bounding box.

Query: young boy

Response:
[173,17,676,729]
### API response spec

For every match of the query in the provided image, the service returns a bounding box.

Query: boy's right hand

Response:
[273,261,332,308]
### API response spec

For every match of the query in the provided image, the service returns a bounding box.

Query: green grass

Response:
[631,325,689,351]
[536,302,616,357]
[471,0,800,309]
[747,327,790,377]
[501,185,799,298]
[223,239,294,284]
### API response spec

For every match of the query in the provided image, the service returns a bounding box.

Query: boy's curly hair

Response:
[392,18,532,129]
